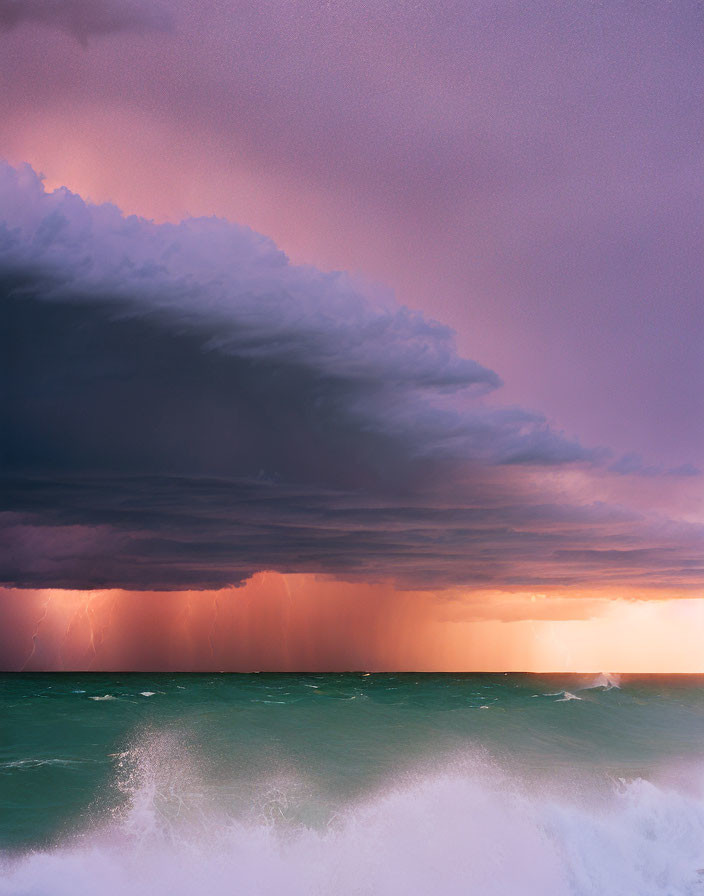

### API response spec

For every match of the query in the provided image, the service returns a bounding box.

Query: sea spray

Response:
[2,740,704,895]
[3,673,704,894]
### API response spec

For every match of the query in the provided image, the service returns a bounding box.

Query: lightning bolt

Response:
[209,595,220,662]
[89,594,113,669]
[21,594,53,671]
[86,594,100,665]
[58,599,84,670]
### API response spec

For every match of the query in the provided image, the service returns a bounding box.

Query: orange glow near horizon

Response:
[1,572,703,673]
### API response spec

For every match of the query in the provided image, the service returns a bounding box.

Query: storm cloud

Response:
[1,163,701,590]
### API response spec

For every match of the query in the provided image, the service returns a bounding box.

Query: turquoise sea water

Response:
[2,673,704,895]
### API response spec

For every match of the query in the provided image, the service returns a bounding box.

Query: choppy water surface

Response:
[2,673,704,895]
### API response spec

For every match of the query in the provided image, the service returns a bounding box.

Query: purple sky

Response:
[2,0,702,471]
[0,0,702,599]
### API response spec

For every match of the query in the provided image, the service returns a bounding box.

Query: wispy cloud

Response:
[0,0,173,44]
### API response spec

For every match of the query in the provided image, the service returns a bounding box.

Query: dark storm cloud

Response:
[0,0,173,43]
[1,163,702,590]
[2,475,702,591]
[0,161,585,484]
[1,0,702,473]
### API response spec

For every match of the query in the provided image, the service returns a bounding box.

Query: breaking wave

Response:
[581,673,622,691]
[2,732,704,896]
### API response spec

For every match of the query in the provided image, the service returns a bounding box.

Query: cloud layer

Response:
[0,0,172,43]
[1,163,702,591]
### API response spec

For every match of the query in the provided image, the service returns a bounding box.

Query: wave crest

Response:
[2,734,704,896]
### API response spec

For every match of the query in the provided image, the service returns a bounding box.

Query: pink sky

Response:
[0,1,702,670]
[2,0,702,467]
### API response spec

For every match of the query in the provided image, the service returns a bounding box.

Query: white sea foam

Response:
[140,692,156,697]
[89,695,117,701]
[0,758,87,770]
[2,735,704,896]
[545,690,581,701]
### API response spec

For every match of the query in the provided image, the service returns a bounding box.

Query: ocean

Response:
[1,672,704,895]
